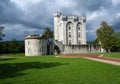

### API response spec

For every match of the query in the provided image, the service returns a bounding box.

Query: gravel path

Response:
[83,57,120,66]
[0,56,23,58]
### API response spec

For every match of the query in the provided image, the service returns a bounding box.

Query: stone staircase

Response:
[54,40,63,53]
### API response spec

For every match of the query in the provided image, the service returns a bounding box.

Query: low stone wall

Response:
[62,45,103,54]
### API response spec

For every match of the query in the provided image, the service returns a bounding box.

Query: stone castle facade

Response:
[25,12,103,56]
[54,12,86,45]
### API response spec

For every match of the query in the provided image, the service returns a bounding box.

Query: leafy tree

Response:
[114,32,120,47]
[0,26,5,41]
[7,39,24,53]
[42,28,54,54]
[43,27,54,44]
[96,21,115,52]
[43,27,53,39]
[111,32,120,52]
[0,40,24,54]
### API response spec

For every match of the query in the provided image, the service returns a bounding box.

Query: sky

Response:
[0,0,120,41]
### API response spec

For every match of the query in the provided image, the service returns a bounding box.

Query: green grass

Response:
[0,55,120,84]
[4,53,25,57]
[102,52,120,58]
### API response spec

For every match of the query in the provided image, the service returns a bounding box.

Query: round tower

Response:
[25,34,47,56]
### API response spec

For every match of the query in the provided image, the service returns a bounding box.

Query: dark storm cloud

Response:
[112,19,120,31]
[0,0,23,24]
[75,0,112,11]
[0,0,120,41]
[0,0,49,29]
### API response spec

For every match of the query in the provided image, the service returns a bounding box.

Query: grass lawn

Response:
[102,52,120,58]
[0,54,120,84]
[4,53,25,57]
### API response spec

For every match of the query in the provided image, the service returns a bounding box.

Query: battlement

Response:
[25,34,46,39]
[53,12,61,17]
[54,12,86,22]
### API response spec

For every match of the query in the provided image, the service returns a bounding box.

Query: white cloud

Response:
[116,12,120,18]
[87,12,98,21]
[112,0,120,5]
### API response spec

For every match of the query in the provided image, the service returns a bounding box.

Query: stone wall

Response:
[62,45,103,54]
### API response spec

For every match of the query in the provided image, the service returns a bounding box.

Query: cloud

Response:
[0,0,120,41]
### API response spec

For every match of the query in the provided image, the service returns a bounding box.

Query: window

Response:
[28,48,30,53]
[40,48,41,52]
[69,40,71,45]
[78,27,80,30]
[69,32,71,38]
[78,32,80,37]
[28,41,30,45]
[39,41,41,45]
[77,22,81,30]
[78,40,81,45]
[69,27,71,30]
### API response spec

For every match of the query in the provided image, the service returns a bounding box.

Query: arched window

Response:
[77,22,81,31]
[66,22,73,45]
[66,22,73,30]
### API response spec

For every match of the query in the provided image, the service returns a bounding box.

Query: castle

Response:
[54,12,86,45]
[25,12,102,56]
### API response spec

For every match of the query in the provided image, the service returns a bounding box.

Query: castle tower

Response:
[25,34,47,56]
[53,12,61,41]
[53,12,87,45]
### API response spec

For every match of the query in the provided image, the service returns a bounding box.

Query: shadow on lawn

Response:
[0,58,16,61]
[0,62,66,79]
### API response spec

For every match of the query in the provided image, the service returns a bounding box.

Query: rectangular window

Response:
[28,41,30,45]
[69,32,71,38]
[78,40,81,45]
[78,32,80,37]
[78,27,80,30]
[39,41,41,45]
[28,49,29,53]
[69,40,71,45]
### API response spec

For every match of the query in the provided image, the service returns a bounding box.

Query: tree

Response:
[0,26,5,41]
[111,32,120,52]
[43,27,53,39]
[114,32,120,47]
[96,21,115,52]
[8,39,21,53]
[42,28,54,54]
